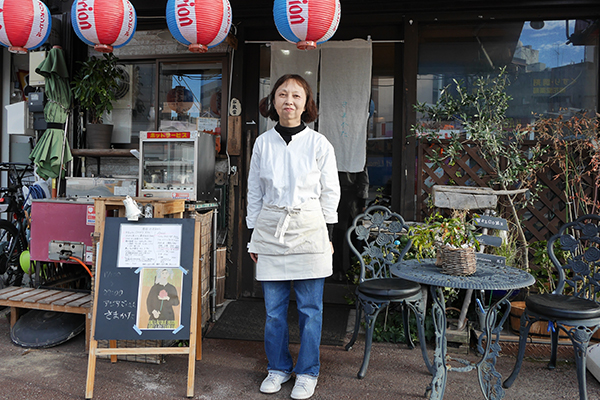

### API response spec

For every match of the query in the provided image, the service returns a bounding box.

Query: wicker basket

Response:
[436,246,476,276]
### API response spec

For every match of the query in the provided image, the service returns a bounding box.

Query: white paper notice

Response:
[117,224,182,268]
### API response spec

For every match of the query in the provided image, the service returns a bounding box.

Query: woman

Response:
[146,268,180,329]
[247,74,340,400]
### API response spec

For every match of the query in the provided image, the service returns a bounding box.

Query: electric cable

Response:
[69,255,93,277]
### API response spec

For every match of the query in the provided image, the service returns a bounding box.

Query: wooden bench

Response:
[0,286,93,347]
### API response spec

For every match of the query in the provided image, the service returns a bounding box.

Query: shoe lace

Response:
[265,371,282,382]
[294,375,313,390]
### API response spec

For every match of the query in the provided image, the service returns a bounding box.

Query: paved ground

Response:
[1,307,600,400]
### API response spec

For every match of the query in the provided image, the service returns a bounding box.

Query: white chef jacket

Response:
[246,126,341,281]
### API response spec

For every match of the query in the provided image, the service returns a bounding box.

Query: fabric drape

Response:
[29,47,72,180]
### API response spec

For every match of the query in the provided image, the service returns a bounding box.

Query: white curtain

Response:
[319,39,372,173]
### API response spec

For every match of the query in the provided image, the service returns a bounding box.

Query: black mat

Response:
[206,299,350,346]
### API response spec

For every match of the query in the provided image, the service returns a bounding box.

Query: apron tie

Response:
[274,206,302,243]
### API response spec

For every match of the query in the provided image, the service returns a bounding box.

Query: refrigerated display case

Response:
[139,131,215,201]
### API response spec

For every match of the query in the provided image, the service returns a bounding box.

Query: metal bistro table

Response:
[391,258,534,400]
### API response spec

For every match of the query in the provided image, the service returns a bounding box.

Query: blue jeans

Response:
[261,278,325,377]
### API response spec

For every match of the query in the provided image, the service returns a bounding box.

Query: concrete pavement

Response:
[1,306,600,400]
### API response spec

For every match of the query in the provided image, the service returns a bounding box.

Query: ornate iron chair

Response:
[503,214,600,400]
[344,205,430,379]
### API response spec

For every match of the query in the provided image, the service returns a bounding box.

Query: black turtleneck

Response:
[275,122,305,144]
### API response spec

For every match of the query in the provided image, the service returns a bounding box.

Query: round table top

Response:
[391,258,535,291]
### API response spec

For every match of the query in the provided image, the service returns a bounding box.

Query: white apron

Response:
[249,199,332,281]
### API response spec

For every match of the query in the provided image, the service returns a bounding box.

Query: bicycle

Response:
[0,162,38,288]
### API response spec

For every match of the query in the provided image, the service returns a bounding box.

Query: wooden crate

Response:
[194,210,213,328]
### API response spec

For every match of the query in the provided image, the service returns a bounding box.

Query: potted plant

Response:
[410,211,480,275]
[71,53,124,149]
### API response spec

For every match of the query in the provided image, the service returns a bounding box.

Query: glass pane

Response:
[159,62,223,133]
[509,20,598,122]
[108,62,156,145]
[142,140,195,189]
[366,44,395,205]
[417,20,598,124]
[259,44,271,134]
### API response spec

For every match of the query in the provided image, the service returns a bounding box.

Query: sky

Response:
[519,20,586,69]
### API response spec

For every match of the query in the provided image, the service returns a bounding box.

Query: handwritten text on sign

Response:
[117,224,183,268]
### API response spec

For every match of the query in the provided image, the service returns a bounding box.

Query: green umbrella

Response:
[29,47,72,180]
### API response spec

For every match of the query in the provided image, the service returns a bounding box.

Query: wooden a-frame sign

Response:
[85,217,202,398]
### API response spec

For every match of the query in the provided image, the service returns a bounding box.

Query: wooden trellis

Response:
[417,139,597,244]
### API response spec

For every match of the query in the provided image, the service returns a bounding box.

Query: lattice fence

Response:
[417,139,596,243]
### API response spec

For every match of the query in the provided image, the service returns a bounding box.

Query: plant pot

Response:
[437,246,476,276]
[86,124,113,149]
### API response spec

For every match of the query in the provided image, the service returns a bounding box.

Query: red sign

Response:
[146,132,191,139]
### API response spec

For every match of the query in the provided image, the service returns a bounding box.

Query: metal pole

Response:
[211,207,218,321]
[56,113,70,197]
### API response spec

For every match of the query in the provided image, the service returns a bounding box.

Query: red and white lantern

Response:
[166,0,232,53]
[71,0,137,53]
[273,0,341,50]
[0,0,51,54]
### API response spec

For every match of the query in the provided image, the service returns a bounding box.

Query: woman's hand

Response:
[330,242,334,254]
[250,252,258,263]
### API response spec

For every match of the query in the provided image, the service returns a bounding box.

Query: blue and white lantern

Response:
[273,0,341,50]
[166,0,232,53]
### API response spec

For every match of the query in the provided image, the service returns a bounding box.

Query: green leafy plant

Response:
[409,211,480,260]
[372,304,436,344]
[71,53,124,124]
[412,68,548,272]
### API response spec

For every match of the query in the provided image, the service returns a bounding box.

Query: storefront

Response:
[1,0,599,302]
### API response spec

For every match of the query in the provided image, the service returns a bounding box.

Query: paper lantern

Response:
[0,0,51,54]
[273,0,341,50]
[166,86,194,114]
[71,0,137,53]
[166,0,232,53]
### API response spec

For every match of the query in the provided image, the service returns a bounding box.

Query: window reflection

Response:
[417,20,598,125]
[158,62,223,134]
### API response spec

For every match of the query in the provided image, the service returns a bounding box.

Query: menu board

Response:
[94,217,195,341]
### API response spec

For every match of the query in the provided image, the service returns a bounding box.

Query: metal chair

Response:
[344,205,430,379]
[503,214,600,400]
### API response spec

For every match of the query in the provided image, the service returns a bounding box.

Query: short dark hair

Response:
[259,74,319,123]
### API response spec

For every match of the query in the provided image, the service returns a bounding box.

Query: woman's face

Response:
[273,79,306,127]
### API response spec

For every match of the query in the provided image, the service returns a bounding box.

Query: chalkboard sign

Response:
[94,217,195,341]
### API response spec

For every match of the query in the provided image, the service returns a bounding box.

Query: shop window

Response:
[417,19,599,127]
[107,60,223,147]
[158,62,223,136]
[105,62,156,146]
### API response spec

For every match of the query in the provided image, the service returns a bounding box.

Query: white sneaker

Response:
[259,371,291,394]
[290,374,318,400]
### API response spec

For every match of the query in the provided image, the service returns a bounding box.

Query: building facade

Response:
[1,0,599,302]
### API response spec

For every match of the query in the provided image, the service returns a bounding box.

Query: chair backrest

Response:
[548,214,600,300]
[346,205,411,283]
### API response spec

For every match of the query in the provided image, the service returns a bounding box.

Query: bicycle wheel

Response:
[0,219,25,288]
